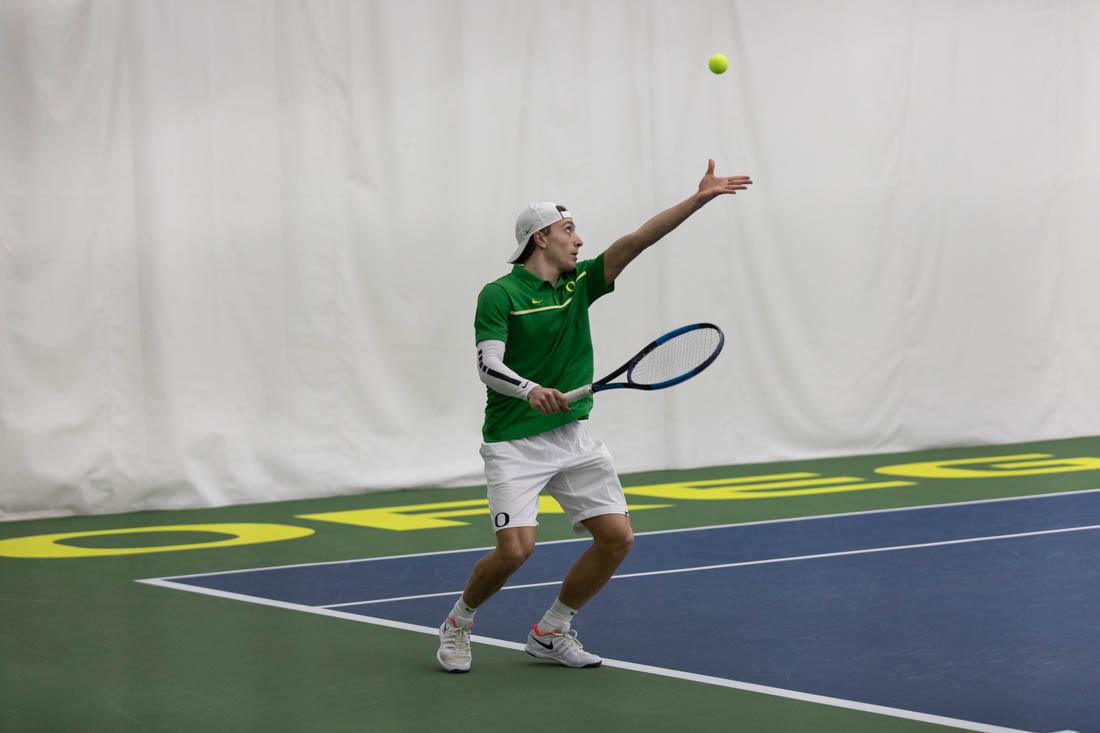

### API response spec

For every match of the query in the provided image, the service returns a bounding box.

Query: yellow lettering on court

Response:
[876,453,1100,479]
[298,496,671,531]
[624,472,915,500]
[0,523,314,559]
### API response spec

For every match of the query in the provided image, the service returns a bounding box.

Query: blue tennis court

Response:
[144,490,1100,733]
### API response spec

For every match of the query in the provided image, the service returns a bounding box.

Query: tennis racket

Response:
[563,323,725,404]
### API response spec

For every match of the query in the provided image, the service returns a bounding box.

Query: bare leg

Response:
[557,514,634,610]
[460,526,537,608]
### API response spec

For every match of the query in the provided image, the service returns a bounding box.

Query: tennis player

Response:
[437,160,752,672]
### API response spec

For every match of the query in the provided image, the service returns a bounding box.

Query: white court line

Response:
[134,576,1039,733]
[322,522,1100,608]
[150,486,1100,581]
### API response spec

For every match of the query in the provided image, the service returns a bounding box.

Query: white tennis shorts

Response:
[479,421,627,535]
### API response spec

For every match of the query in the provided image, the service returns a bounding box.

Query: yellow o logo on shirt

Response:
[565,280,576,292]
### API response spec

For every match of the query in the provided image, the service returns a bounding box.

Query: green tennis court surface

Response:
[4,435,1099,732]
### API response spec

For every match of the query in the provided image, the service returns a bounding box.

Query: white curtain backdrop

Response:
[3,0,1099,518]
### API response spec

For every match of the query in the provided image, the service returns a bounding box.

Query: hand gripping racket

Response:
[563,323,725,404]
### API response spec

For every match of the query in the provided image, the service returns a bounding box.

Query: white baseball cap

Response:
[508,202,573,263]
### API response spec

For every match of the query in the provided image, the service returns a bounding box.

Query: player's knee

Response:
[595,528,634,557]
[495,539,534,571]
[617,530,635,556]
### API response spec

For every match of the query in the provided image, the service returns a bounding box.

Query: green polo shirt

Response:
[474,254,615,443]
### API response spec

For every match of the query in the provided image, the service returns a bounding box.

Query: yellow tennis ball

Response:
[708,53,729,74]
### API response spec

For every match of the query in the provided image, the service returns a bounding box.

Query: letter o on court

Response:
[494,512,510,528]
[0,523,314,559]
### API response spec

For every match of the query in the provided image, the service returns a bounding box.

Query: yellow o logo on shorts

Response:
[0,523,314,558]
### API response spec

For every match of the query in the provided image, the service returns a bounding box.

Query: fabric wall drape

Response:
[3,1,1099,517]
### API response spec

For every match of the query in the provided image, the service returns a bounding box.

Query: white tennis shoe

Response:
[437,616,472,673]
[524,624,602,668]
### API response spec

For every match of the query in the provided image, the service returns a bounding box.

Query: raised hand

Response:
[697,159,752,203]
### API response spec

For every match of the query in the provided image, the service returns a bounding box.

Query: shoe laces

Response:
[557,629,584,652]
[442,621,471,654]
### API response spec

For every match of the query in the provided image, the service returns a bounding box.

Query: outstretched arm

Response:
[602,160,752,285]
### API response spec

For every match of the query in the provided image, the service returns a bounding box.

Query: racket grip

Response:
[563,384,593,404]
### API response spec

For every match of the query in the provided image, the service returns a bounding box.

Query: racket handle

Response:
[563,384,593,404]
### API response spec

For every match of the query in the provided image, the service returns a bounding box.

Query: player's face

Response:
[543,218,582,271]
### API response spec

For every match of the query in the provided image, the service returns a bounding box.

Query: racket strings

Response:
[629,327,723,386]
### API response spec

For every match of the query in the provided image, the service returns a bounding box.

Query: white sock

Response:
[449,596,477,627]
[536,598,577,634]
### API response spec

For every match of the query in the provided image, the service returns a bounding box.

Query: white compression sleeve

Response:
[477,340,538,400]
